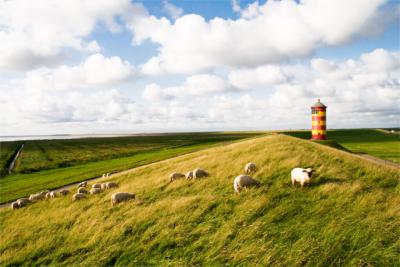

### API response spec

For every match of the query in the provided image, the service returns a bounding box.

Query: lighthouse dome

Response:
[311,99,327,108]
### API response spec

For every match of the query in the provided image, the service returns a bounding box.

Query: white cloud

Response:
[23,54,135,91]
[228,65,288,90]
[163,0,183,20]
[128,0,387,75]
[0,0,133,70]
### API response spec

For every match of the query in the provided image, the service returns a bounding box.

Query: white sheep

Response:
[16,198,30,207]
[186,171,194,180]
[77,187,88,194]
[72,193,86,201]
[111,192,135,206]
[78,181,87,188]
[169,172,185,182]
[11,202,19,210]
[105,182,118,189]
[233,175,261,193]
[245,162,257,174]
[58,189,69,196]
[92,183,102,189]
[90,188,102,194]
[291,168,315,187]
[29,191,47,201]
[193,168,209,179]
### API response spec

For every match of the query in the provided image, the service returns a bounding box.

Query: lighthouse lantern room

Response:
[311,99,327,140]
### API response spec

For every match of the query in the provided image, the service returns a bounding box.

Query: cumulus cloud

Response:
[23,54,135,91]
[0,0,133,70]
[127,0,387,75]
[163,0,183,20]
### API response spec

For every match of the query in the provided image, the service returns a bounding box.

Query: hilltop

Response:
[0,134,399,266]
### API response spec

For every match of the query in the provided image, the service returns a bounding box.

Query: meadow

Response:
[283,129,400,163]
[0,134,399,266]
[0,132,264,203]
[0,141,22,177]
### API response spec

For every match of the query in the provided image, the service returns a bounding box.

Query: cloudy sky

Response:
[0,0,399,136]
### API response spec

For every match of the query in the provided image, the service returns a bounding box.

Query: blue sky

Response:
[0,0,399,135]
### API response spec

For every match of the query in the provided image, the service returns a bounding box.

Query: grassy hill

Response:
[0,135,399,266]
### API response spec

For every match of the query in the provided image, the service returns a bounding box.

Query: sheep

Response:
[45,192,51,199]
[101,183,107,190]
[77,187,88,194]
[11,202,20,210]
[92,183,102,189]
[90,188,102,194]
[16,198,30,207]
[169,172,185,182]
[72,193,86,201]
[45,191,57,199]
[193,168,209,179]
[245,162,257,174]
[233,175,261,193]
[78,181,87,188]
[29,191,47,201]
[111,192,135,206]
[105,182,118,189]
[186,171,194,180]
[291,168,315,187]
[58,189,70,196]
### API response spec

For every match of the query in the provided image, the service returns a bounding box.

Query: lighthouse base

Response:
[311,135,326,140]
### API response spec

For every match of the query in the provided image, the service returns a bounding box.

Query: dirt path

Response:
[355,154,400,170]
[7,144,24,174]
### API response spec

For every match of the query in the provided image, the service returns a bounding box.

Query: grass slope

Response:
[0,135,399,266]
[0,141,22,177]
[0,133,264,203]
[283,129,400,163]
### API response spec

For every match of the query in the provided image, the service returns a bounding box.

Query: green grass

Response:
[0,141,22,177]
[0,135,399,266]
[283,129,400,163]
[0,132,265,203]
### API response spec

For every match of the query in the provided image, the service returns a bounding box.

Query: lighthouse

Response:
[311,99,327,140]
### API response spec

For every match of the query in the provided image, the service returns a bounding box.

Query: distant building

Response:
[311,99,327,140]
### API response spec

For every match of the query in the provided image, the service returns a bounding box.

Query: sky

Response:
[0,0,399,136]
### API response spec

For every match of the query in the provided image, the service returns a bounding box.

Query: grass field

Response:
[0,141,22,177]
[0,132,264,203]
[283,129,400,164]
[0,135,399,266]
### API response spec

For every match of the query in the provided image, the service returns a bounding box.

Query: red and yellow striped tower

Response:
[311,99,327,140]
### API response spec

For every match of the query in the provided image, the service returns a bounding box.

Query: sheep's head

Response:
[303,168,315,178]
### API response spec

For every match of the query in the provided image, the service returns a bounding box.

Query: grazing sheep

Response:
[193,168,209,179]
[11,202,19,210]
[186,171,194,180]
[101,183,107,190]
[45,192,51,199]
[72,193,86,201]
[111,192,135,206]
[170,172,185,182]
[77,187,88,194]
[92,183,102,189]
[105,182,118,189]
[29,191,47,201]
[16,198,30,207]
[50,191,57,198]
[90,188,102,194]
[233,175,261,193]
[291,168,315,187]
[245,162,257,174]
[58,189,69,196]
[78,181,87,188]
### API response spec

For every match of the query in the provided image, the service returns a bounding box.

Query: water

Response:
[0,134,139,142]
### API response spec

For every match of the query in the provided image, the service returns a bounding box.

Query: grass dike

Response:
[0,134,399,266]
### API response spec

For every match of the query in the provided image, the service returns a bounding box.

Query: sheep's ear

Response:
[302,169,307,172]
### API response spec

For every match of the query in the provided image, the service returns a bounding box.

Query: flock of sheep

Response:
[170,163,315,193]
[10,164,315,210]
[10,176,136,210]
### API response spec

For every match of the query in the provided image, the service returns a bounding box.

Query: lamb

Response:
[111,192,135,206]
[193,168,209,179]
[11,202,19,210]
[291,168,315,187]
[90,188,102,194]
[186,171,194,180]
[244,162,257,174]
[170,172,185,182]
[92,183,102,189]
[233,175,261,193]
[78,181,87,188]
[58,189,69,196]
[72,193,86,201]
[77,187,88,194]
[16,198,30,207]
